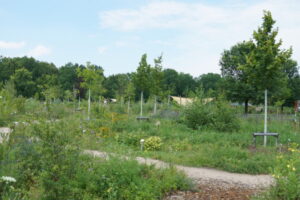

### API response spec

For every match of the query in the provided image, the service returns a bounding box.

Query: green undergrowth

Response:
[1,98,300,198]
[81,115,300,174]
[0,119,192,199]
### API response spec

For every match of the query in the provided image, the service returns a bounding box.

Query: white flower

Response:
[1,176,16,183]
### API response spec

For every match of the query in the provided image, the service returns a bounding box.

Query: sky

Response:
[0,0,300,77]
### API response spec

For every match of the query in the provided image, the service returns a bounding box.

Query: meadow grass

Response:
[79,106,299,174]
[1,99,299,199]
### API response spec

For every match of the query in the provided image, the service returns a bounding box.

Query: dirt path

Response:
[84,150,274,190]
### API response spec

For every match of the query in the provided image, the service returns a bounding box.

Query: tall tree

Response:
[176,73,196,97]
[58,63,84,93]
[0,56,58,98]
[243,11,291,94]
[220,41,256,113]
[10,68,36,97]
[242,11,292,145]
[197,73,222,97]
[282,59,300,107]
[162,68,178,96]
[103,73,131,99]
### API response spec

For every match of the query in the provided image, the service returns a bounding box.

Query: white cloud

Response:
[100,1,226,31]
[27,45,51,57]
[100,0,300,75]
[97,46,107,54]
[0,41,26,49]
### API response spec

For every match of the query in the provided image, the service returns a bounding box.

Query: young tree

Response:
[77,62,105,120]
[133,54,152,100]
[64,90,73,102]
[124,81,135,114]
[242,11,292,145]
[151,55,164,114]
[133,54,152,116]
[43,86,61,103]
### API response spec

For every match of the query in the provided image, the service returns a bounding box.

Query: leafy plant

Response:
[183,92,239,132]
[268,143,300,199]
[145,136,162,151]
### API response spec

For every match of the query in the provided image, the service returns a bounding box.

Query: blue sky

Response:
[0,0,299,77]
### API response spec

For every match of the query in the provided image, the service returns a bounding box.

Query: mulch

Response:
[165,184,263,200]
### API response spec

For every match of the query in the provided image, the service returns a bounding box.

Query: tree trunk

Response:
[244,99,249,114]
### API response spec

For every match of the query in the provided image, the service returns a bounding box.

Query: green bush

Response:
[183,96,239,132]
[0,114,191,199]
[145,136,162,151]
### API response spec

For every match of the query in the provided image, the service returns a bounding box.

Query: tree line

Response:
[0,11,299,113]
[0,54,212,102]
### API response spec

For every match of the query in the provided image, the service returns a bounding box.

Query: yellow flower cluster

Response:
[288,147,300,153]
[287,164,296,171]
[97,126,111,138]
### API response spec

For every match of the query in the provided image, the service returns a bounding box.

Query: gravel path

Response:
[84,150,274,190]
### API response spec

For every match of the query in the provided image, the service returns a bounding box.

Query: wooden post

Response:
[153,95,157,114]
[140,92,143,116]
[127,97,130,115]
[88,88,91,120]
[180,96,182,105]
[99,96,101,108]
[121,96,124,107]
[79,96,81,109]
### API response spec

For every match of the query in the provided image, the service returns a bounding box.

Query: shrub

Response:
[183,95,239,132]
[212,99,240,132]
[145,136,162,151]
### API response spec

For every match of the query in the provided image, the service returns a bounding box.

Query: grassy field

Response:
[80,112,299,174]
[1,98,300,199]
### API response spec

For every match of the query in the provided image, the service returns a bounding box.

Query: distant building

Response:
[170,96,213,106]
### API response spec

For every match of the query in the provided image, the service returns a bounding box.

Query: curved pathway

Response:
[84,150,274,189]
